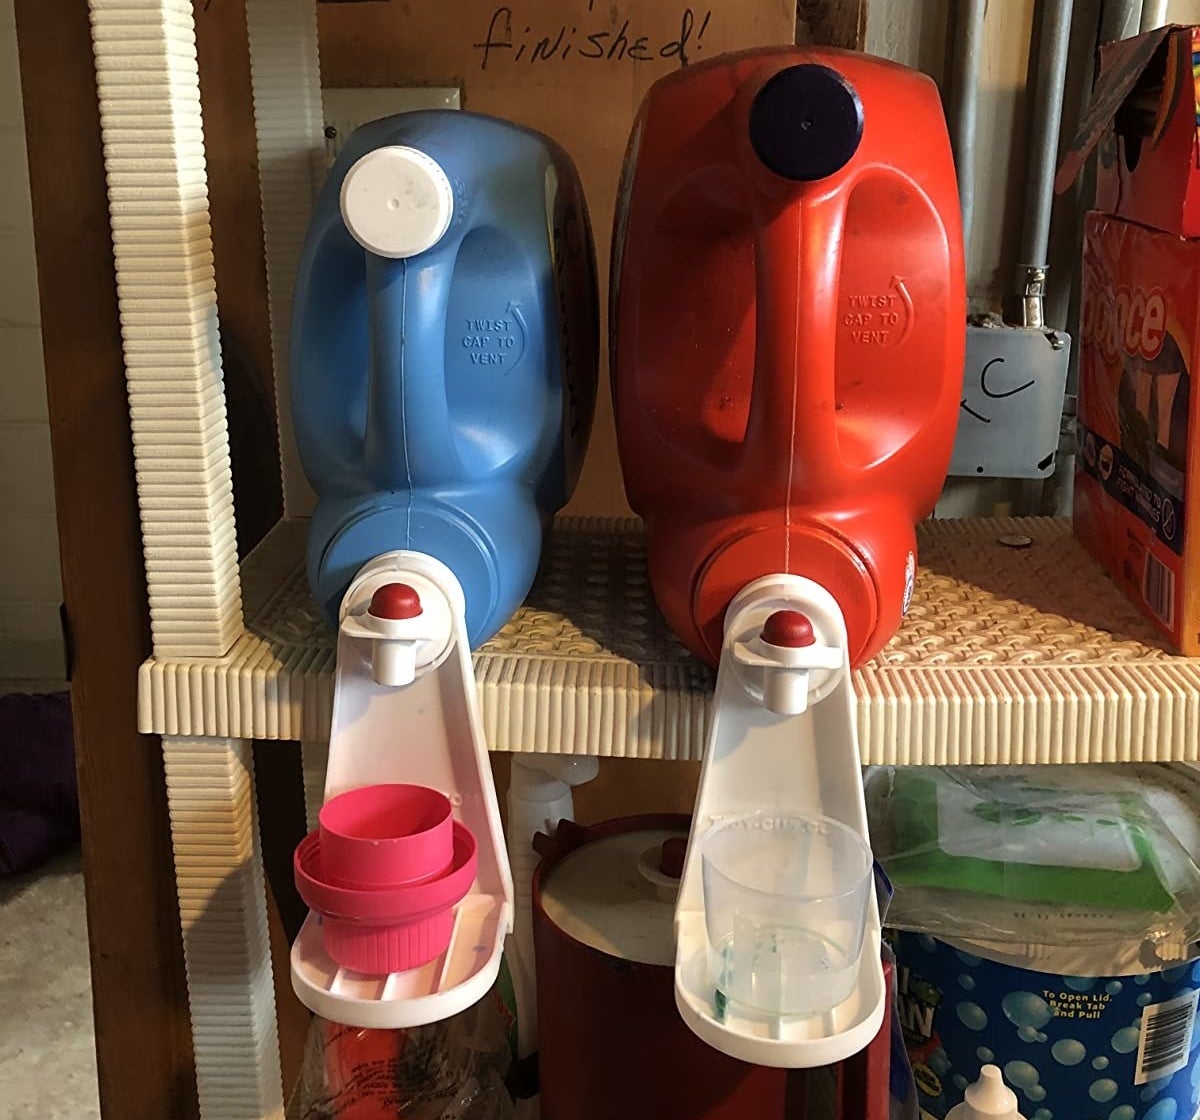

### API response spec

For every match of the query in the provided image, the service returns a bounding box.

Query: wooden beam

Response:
[796,0,869,50]
[12,3,199,1117]
[194,0,283,558]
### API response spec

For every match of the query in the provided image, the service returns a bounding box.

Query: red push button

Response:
[761,610,815,649]
[368,583,423,620]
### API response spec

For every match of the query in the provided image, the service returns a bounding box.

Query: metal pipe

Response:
[947,0,987,261]
[1019,0,1075,272]
[1140,0,1169,32]
[1101,0,1143,43]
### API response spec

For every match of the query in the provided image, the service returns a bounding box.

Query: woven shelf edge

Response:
[139,652,1200,764]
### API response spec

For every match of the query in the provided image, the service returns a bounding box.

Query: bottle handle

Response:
[362,252,463,488]
[741,188,849,492]
[290,210,368,490]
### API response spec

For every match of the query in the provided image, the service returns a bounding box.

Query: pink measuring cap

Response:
[318,784,453,888]
[295,783,478,974]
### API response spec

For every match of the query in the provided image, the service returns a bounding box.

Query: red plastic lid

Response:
[761,610,815,648]
[368,582,423,620]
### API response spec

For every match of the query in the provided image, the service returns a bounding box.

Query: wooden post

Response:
[13,2,199,1115]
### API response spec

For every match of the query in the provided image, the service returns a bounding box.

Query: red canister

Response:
[532,816,893,1120]
[611,47,965,667]
[533,816,784,1120]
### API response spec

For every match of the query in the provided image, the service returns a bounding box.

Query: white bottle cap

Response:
[340,145,454,259]
[947,1066,1025,1120]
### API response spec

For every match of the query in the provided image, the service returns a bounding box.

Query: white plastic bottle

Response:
[946,1065,1026,1120]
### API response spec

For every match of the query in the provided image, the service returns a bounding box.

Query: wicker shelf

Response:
[137,515,1200,764]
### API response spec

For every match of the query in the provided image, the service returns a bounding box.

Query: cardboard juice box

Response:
[1062,25,1200,652]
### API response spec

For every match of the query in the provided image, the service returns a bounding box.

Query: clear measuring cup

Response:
[701,811,873,1016]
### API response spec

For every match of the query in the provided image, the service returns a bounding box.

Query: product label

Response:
[890,931,1200,1120]
[903,551,916,615]
[1085,285,1169,366]
[1078,420,1185,556]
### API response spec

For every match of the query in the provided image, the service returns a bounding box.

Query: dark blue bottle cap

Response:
[749,63,864,182]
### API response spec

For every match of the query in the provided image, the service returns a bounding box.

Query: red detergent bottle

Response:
[612,47,965,667]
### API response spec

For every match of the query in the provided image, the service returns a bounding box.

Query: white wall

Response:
[866,0,1062,310]
[1167,1,1200,25]
[0,0,64,680]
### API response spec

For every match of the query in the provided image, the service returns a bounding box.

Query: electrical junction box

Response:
[949,322,1071,480]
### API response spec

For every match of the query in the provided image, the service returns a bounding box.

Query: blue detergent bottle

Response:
[291,111,598,645]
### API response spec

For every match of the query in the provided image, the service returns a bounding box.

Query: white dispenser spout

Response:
[373,637,418,688]
[291,552,513,1029]
[733,608,843,716]
[947,1065,1026,1120]
[674,575,885,1069]
[339,576,453,688]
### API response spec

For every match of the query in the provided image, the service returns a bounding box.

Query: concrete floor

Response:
[0,849,100,1120]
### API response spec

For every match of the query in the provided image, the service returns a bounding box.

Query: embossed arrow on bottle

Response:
[505,300,529,374]
[891,275,914,348]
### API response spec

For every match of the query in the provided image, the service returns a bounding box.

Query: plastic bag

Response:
[865,764,1200,957]
[287,993,514,1120]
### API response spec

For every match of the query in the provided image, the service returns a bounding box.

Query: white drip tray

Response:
[291,894,509,1029]
[674,915,886,1068]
